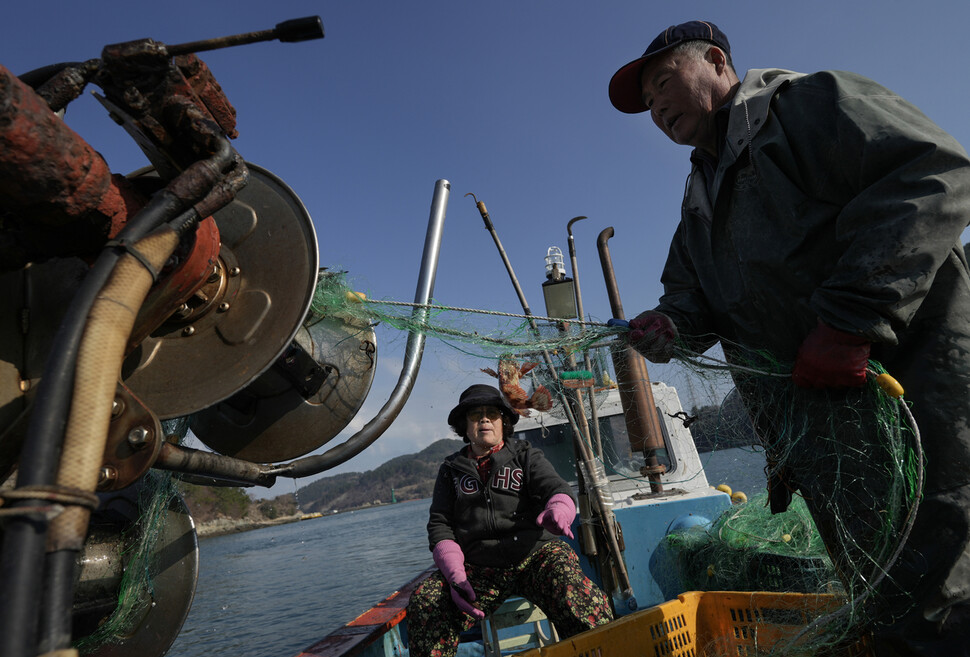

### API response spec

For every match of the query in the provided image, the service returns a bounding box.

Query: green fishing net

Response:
[309,269,619,359]
[662,493,836,594]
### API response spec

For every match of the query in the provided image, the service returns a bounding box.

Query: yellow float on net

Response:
[715,484,732,496]
[875,372,905,398]
[731,491,748,504]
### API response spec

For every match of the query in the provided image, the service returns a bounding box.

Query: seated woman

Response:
[407,384,613,657]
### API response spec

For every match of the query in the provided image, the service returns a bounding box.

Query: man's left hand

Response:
[792,320,870,388]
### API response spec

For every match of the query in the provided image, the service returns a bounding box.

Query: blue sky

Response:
[5,2,970,495]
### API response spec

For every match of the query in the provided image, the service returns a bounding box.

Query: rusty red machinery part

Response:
[0,18,326,657]
[175,54,238,139]
[0,60,226,345]
[0,64,143,267]
[127,215,222,351]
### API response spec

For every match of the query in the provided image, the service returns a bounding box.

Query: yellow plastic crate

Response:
[516,591,872,657]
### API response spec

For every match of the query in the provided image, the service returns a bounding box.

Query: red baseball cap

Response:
[609,21,731,114]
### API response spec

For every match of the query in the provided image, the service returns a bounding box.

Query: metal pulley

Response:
[190,295,379,462]
[122,163,319,419]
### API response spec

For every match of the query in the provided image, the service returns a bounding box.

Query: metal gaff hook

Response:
[464,192,493,230]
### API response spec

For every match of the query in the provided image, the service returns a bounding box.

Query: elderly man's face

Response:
[639,47,729,154]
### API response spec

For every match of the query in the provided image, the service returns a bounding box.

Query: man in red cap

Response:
[610,20,970,656]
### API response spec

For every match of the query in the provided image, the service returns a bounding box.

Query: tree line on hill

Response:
[179,438,463,525]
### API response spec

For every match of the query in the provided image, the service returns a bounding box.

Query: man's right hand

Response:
[627,311,678,363]
[792,320,869,388]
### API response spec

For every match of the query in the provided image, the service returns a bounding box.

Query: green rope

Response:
[309,271,624,357]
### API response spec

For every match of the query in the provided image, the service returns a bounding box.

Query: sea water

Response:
[167,499,434,657]
[166,446,766,657]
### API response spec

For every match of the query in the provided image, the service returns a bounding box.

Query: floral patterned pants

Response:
[406,540,613,657]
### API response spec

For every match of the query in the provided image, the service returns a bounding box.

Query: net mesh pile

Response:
[663,349,921,654]
[661,493,836,596]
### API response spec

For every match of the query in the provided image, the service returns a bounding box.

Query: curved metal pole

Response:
[566,216,604,460]
[272,179,450,478]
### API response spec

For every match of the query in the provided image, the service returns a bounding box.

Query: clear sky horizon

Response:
[4,2,970,497]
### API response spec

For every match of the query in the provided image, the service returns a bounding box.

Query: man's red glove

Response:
[627,311,678,363]
[792,320,870,388]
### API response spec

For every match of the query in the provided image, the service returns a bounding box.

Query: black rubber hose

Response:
[0,188,187,657]
[0,138,235,657]
[37,550,78,654]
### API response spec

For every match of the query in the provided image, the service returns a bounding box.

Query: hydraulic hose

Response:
[0,192,188,657]
[40,227,180,652]
[16,62,80,89]
[155,441,277,488]
[0,138,235,657]
[51,227,180,550]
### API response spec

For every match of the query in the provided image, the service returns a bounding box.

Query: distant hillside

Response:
[296,438,463,513]
[180,438,463,525]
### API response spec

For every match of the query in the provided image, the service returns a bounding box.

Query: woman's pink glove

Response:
[535,493,575,539]
[432,540,485,619]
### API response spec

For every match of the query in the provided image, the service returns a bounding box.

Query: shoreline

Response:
[194,500,429,539]
[195,513,317,539]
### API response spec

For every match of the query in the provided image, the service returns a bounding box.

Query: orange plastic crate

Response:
[516,591,871,657]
